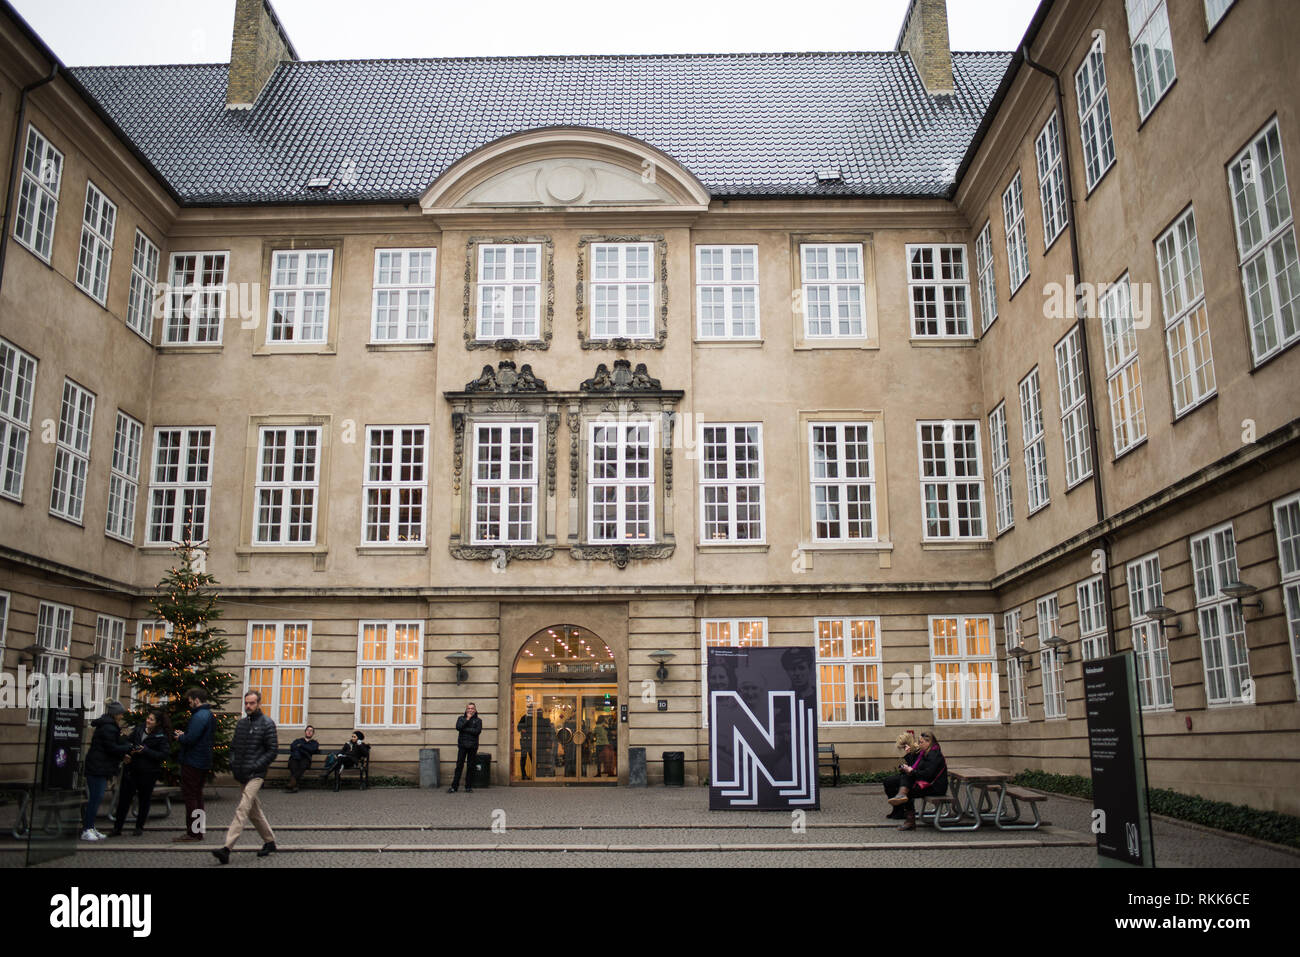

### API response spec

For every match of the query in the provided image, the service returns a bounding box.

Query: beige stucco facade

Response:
[1,0,1298,812]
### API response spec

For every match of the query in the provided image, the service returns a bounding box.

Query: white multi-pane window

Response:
[1078,575,1109,660]
[907,245,971,338]
[1055,328,1093,488]
[1035,113,1069,247]
[815,618,883,725]
[126,231,160,339]
[929,615,999,723]
[589,422,654,542]
[363,426,427,545]
[696,245,758,339]
[30,602,73,722]
[132,621,171,708]
[1156,208,1216,415]
[800,244,865,338]
[1228,122,1300,364]
[1205,0,1234,29]
[1075,37,1116,191]
[471,423,537,545]
[245,622,311,726]
[1003,172,1030,293]
[477,244,540,340]
[1125,0,1176,120]
[1099,277,1146,455]
[147,428,213,544]
[1037,595,1066,719]
[50,379,95,523]
[1019,369,1050,514]
[75,182,116,305]
[975,223,998,332]
[1190,524,1252,705]
[701,618,766,725]
[105,411,143,543]
[917,421,985,541]
[1272,493,1300,698]
[356,621,422,728]
[166,252,228,344]
[268,250,332,342]
[591,243,653,339]
[809,423,874,542]
[989,403,1014,534]
[254,427,321,544]
[1127,552,1173,710]
[699,424,764,543]
[372,248,435,342]
[0,338,38,501]
[93,614,126,709]
[1004,609,1028,721]
[13,125,62,262]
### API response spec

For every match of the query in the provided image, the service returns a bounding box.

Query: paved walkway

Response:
[3,783,1297,868]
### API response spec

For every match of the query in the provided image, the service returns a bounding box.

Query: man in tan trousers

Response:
[212,691,278,864]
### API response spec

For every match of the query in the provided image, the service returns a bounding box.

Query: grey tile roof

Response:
[69,52,1012,205]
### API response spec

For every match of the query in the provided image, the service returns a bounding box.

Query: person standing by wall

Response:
[212,691,278,864]
[448,702,482,793]
[81,701,132,841]
[173,687,214,842]
[111,708,170,836]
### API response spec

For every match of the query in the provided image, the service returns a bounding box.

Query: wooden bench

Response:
[94,778,179,823]
[817,745,840,787]
[918,794,963,829]
[993,785,1047,830]
[291,746,370,791]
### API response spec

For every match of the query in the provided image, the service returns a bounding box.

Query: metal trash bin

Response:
[662,751,685,787]
[470,753,491,788]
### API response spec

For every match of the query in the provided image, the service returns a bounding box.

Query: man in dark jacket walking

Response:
[212,691,278,864]
[448,702,482,793]
[173,686,214,842]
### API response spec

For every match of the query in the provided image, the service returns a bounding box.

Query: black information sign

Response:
[1083,653,1152,867]
[42,706,84,790]
[708,647,819,811]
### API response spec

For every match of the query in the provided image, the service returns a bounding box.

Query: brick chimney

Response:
[895,0,955,96]
[226,0,299,110]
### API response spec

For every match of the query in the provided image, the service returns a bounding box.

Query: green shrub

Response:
[1009,770,1300,849]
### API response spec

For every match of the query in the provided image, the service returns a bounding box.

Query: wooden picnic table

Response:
[923,765,1014,831]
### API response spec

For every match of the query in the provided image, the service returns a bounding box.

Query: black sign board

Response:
[708,647,818,811]
[1083,653,1153,867]
[42,706,84,790]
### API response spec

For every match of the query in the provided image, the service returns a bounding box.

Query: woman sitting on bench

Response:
[887,730,947,830]
[882,731,923,820]
[320,731,370,785]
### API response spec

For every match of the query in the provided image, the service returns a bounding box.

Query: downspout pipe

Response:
[1020,45,1119,647]
[0,62,59,297]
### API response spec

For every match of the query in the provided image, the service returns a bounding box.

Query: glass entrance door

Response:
[512,684,617,783]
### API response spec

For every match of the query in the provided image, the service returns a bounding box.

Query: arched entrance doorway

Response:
[511,625,618,784]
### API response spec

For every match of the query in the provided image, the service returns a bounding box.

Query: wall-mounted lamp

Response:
[445,651,473,685]
[1221,580,1264,615]
[1008,645,1032,669]
[80,653,106,675]
[1148,604,1182,633]
[649,650,675,682]
[15,642,41,668]
[1042,634,1071,660]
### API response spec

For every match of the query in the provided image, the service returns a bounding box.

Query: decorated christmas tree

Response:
[124,524,238,777]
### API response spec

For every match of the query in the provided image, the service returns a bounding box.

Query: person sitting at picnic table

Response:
[286,725,319,793]
[887,730,947,830]
[320,731,369,785]
[882,731,923,820]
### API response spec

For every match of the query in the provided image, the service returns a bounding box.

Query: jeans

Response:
[451,746,477,788]
[83,775,109,831]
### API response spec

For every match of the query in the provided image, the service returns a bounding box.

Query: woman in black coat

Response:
[82,702,133,840]
[882,732,923,820]
[887,731,948,830]
[111,709,171,836]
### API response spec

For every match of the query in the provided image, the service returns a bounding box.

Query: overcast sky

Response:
[10,0,1042,64]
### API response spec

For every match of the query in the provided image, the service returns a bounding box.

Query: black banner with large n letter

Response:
[708,647,819,810]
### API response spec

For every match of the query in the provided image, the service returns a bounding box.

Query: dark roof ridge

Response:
[69,49,1011,71]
